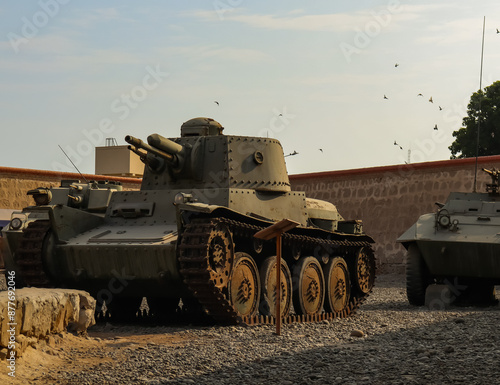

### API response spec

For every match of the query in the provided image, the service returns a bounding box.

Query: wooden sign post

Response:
[254,219,300,335]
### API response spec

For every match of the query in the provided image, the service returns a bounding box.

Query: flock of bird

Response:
[392,28,500,156]
[386,62,444,155]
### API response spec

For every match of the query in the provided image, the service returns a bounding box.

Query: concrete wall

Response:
[290,155,500,274]
[0,167,141,210]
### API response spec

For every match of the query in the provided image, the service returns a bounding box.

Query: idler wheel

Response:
[228,252,260,317]
[292,257,325,316]
[259,256,292,318]
[323,257,351,313]
[207,222,234,289]
[353,247,376,294]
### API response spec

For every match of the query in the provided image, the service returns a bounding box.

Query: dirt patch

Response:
[0,323,200,384]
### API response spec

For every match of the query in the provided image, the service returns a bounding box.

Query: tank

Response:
[2,117,376,324]
[1,180,123,287]
[397,168,500,306]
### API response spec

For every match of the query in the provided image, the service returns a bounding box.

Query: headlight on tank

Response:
[174,192,194,204]
[10,217,23,230]
[437,210,451,228]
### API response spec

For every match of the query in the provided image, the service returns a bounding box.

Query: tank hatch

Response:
[181,117,224,137]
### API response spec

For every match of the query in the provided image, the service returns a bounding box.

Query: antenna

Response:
[473,16,486,192]
[58,145,89,183]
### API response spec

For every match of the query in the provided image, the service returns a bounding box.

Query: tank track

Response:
[179,217,375,326]
[15,220,52,287]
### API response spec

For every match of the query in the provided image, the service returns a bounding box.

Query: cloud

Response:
[157,44,271,64]
[191,10,373,32]
[62,7,135,28]
[0,33,142,75]
[188,4,451,33]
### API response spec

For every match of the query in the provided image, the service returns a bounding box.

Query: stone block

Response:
[0,288,96,358]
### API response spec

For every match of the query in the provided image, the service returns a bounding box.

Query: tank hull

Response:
[414,240,500,281]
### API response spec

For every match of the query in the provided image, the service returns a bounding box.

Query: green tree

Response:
[449,80,500,158]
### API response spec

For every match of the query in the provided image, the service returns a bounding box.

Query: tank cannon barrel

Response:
[125,135,175,163]
[147,134,185,156]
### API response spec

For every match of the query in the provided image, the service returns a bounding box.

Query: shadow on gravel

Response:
[156,311,500,385]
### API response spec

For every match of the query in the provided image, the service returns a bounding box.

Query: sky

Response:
[1,1,500,176]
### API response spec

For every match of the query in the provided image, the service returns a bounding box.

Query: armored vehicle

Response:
[1,180,122,287]
[2,117,376,324]
[398,168,500,305]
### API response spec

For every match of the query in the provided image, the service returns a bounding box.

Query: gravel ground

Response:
[20,274,498,385]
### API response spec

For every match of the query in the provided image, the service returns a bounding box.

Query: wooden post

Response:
[254,218,300,336]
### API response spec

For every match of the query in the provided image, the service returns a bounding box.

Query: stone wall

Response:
[0,167,141,210]
[290,155,500,274]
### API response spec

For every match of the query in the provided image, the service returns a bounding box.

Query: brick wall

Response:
[290,155,500,274]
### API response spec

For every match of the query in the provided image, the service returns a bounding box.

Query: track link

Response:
[179,217,375,326]
[15,220,52,287]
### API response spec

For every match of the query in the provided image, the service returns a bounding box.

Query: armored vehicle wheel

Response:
[259,256,292,318]
[228,253,260,317]
[292,257,325,316]
[106,297,143,322]
[352,247,376,294]
[406,243,431,306]
[207,222,234,289]
[323,257,350,313]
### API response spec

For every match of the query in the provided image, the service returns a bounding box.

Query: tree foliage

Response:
[449,80,500,158]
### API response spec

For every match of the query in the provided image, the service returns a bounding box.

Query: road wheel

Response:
[323,257,350,313]
[292,257,325,316]
[406,244,431,306]
[228,252,260,317]
[259,256,292,318]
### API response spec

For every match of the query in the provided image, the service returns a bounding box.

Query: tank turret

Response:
[2,117,376,325]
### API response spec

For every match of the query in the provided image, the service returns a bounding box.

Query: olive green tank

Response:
[2,117,376,324]
[397,168,500,306]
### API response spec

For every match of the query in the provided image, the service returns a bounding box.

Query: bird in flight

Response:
[429,96,433,103]
[394,141,403,150]
[214,101,219,106]
[319,149,323,153]
[384,95,388,99]
[395,63,399,67]
[497,28,499,34]
[417,93,423,97]
[439,106,443,111]
[434,124,438,130]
